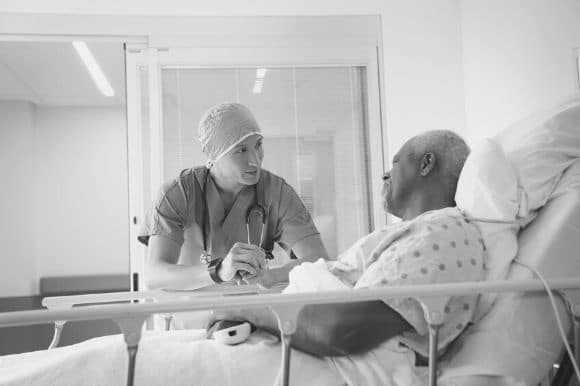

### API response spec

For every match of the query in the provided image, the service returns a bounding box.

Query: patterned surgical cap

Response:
[198,103,262,168]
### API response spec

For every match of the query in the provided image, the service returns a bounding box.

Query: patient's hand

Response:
[241,268,282,289]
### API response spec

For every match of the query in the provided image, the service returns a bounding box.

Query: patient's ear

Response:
[420,152,436,176]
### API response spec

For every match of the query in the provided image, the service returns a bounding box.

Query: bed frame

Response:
[1,279,579,386]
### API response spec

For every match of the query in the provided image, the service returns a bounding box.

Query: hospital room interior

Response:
[1,1,580,385]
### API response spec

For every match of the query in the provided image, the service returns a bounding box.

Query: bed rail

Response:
[2,278,580,386]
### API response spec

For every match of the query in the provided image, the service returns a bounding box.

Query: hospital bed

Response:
[1,102,580,386]
[1,170,579,386]
[2,279,580,386]
[439,159,580,386]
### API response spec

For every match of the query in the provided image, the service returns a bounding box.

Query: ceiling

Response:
[0,42,367,140]
[0,41,126,107]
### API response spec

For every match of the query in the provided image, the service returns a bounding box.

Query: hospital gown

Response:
[325,206,485,384]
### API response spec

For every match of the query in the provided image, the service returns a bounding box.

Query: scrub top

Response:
[139,167,320,266]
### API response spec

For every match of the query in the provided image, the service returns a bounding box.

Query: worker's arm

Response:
[145,235,213,290]
[147,236,268,288]
[209,301,411,357]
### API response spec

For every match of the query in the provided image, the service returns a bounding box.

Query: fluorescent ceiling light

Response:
[253,79,265,94]
[72,41,115,97]
[253,68,268,94]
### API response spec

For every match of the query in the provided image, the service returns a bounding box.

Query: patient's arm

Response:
[243,234,330,288]
[210,301,411,357]
[270,234,331,283]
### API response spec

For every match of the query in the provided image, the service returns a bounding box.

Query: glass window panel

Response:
[160,66,371,260]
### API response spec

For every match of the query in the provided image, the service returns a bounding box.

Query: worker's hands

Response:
[218,242,267,282]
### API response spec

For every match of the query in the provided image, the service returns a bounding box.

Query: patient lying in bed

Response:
[208,130,484,382]
[0,130,484,386]
[282,205,485,356]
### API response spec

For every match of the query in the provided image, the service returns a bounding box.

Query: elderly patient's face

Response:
[382,139,418,217]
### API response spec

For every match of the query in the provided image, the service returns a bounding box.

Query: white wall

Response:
[0,103,129,297]
[461,0,580,144]
[380,0,467,156]
[0,102,37,296]
[34,106,129,279]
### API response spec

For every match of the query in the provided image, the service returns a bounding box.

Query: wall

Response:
[461,0,580,144]
[380,0,467,156]
[34,106,129,279]
[0,103,129,297]
[0,0,469,163]
[0,102,37,296]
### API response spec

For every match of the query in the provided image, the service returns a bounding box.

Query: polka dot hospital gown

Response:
[332,206,485,357]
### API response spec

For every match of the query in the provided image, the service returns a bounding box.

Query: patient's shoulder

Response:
[412,207,482,240]
[382,207,484,280]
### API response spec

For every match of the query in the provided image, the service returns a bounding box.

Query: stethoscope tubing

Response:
[201,168,268,261]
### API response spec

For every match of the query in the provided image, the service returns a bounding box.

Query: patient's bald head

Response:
[383,130,470,220]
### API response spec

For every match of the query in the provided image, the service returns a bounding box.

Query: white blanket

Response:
[0,261,422,386]
[0,330,343,386]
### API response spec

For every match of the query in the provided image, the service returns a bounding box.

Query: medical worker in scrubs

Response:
[139,102,329,291]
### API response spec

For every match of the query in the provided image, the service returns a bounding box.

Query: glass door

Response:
[126,45,386,282]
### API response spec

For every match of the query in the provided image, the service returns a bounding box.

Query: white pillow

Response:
[495,96,580,225]
[454,138,520,320]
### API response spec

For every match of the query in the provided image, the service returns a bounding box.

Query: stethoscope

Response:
[199,168,271,265]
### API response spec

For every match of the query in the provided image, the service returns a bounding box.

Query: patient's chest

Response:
[350,208,486,354]
[356,210,485,289]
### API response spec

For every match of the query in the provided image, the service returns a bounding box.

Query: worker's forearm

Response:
[146,262,213,290]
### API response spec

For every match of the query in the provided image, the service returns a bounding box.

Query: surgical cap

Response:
[198,103,262,168]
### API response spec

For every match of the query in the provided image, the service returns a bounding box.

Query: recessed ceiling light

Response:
[253,68,268,94]
[72,41,115,97]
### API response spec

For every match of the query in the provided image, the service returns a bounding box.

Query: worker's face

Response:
[382,139,418,217]
[216,134,264,186]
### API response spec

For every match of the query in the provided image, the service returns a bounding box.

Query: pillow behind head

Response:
[496,97,580,225]
[454,138,520,320]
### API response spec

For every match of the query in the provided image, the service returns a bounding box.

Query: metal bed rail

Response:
[41,284,279,337]
[2,278,580,386]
